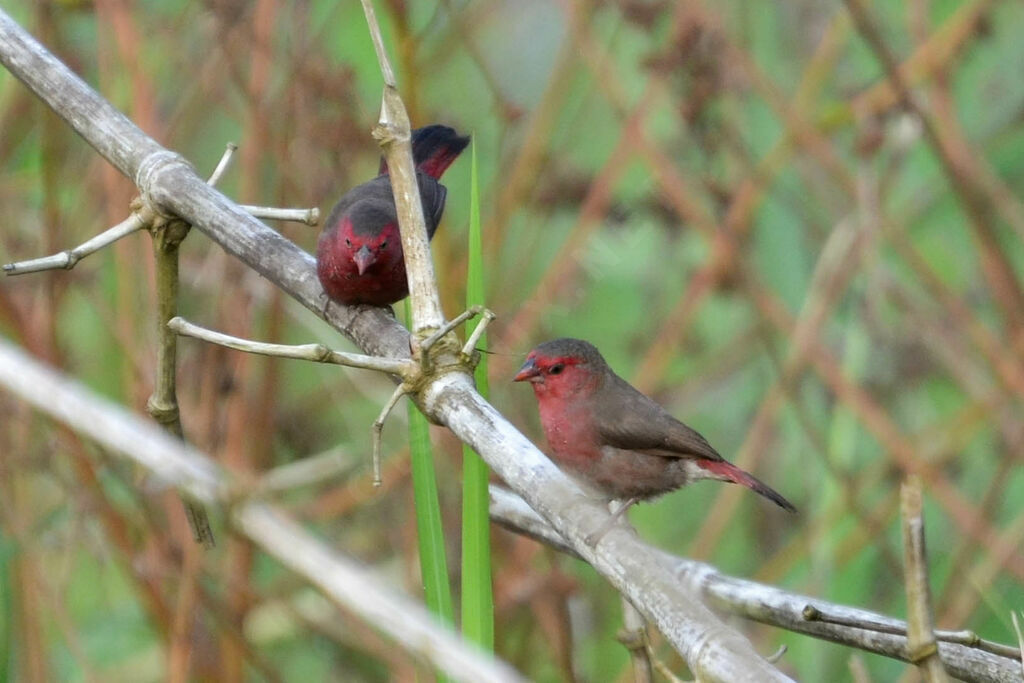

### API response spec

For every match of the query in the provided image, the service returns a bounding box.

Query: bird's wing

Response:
[323,176,395,229]
[325,173,446,239]
[593,374,725,462]
[416,172,447,239]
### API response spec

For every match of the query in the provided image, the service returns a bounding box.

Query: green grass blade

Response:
[404,300,455,635]
[0,535,11,681]
[461,139,495,650]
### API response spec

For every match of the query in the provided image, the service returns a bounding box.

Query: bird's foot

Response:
[585,498,637,546]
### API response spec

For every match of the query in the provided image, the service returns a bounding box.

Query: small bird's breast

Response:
[536,401,686,500]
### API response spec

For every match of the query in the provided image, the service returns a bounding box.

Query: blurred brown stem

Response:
[842,0,1024,348]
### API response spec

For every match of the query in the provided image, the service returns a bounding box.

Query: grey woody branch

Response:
[0,337,521,683]
[489,485,1023,683]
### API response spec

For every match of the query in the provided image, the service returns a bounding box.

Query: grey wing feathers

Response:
[326,172,447,239]
[324,175,390,228]
[419,175,447,239]
[594,374,725,462]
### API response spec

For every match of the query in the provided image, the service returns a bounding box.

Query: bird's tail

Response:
[379,125,470,179]
[696,459,797,512]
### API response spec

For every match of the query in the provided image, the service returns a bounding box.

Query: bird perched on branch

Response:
[316,125,469,307]
[514,338,796,543]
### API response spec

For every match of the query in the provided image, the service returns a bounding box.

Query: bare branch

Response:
[168,316,411,375]
[358,0,397,87]
[3,211,147,275]
[149,216,215,547]
[489,486,1023,683]
[207,142,238,186]
[239,205,320,225]
[234,503,521,683]
[372,383,413,486]
[461,308,495,358]
[901,477,950,681]
[359,0,445,335]
[0,336,523,683]
[619,595,654,683]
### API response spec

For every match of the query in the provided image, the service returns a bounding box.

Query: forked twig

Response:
[372,384,413,486]
[3,211,148,275]
[170,315,422,484]
[168,317,410,375]
[3,142,318,276]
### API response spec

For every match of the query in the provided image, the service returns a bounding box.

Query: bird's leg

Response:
[371,383,411,487]
[586,497,638,546]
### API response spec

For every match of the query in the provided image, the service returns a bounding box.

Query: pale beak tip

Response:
[513,358,539,382]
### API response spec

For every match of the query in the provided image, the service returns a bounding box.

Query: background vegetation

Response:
[1,0,1022,680]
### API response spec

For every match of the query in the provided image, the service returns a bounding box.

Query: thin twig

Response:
[168,316,411,375]
[900,476,950,681]
[169,315,415,486]
[240,205,320,225]
[208,142,238,186]
[619,593,654,683]
[372,384,412,487]
[421,305,484,353]
[3,211,147,275]
[800,606,1022,660]
[359,0,396,87]
[461,309,495,358]
[148,216,216,547]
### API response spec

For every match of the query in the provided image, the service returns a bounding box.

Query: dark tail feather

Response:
[697,459,797,513]
[378,125,470,179]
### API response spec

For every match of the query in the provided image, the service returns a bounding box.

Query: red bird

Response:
[514,338,796,541]
[316,125,469,307]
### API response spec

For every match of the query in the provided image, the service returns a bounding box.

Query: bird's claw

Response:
[584,498,638,546]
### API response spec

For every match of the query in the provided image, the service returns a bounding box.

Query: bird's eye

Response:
[548,363,564,375]
[379,241,387,249]
[345,238,352,246]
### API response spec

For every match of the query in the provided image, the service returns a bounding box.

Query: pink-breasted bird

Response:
[316,125,469,307]
[514,338,796,541]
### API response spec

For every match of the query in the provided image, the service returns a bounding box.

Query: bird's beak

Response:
[513,358,541,382]
[353,245,375,275]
